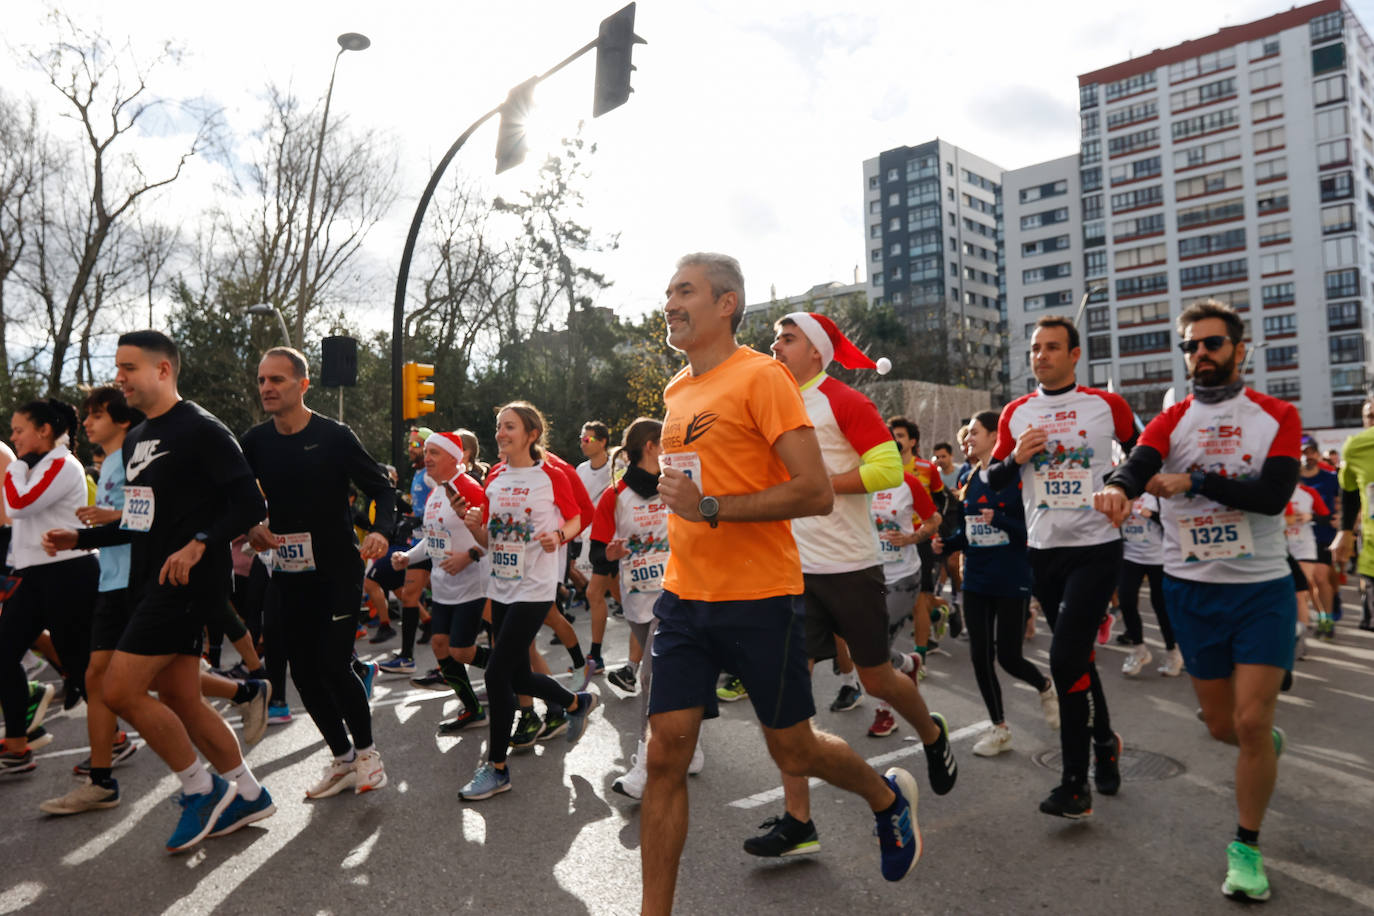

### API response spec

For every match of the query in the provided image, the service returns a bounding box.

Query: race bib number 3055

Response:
[966,515,1010,547]
[1033,468,1091,510]
[1178,510,1254,562]
[120,486,155,532]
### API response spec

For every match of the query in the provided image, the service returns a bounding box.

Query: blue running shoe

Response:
[875,767,922,881]
[566,691,598,743]
[209,787,277,837]
[361,662,379,700]
[267,701,292,725]
[459,762,511,801]
[166,775,236,854]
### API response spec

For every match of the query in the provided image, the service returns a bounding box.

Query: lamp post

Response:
[1073,283,1109,330]
[296,31,370,345]
[247,303,293,347]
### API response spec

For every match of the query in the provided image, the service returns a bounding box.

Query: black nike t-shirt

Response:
[77,399,265,595]
[240,413,397,573]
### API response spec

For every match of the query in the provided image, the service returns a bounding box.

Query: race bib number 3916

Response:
[1178,510,1254,562]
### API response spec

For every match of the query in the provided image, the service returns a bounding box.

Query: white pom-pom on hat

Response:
[876,357,892,375]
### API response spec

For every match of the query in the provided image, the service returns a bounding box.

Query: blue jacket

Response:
[940,468,1032,598]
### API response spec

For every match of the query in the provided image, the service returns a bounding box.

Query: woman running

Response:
[933,410,1057,757]
[1,399,100,774]
[458,402,597,800]
[1117,493,1181,677]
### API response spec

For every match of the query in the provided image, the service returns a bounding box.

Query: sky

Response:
[6,0,1372,335]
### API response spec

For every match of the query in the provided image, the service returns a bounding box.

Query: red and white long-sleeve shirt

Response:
[481,461,580,604]
[3,446,94,569]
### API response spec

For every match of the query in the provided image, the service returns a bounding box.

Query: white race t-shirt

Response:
[590,479,668,625]
[1121,493,1164,566]
[482,462,580,603]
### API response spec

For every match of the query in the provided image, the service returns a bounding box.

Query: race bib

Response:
[272,532,317,572]
[626,551,668,593]
[425,526,452,561]
[490,540,525,580]
[1122,520,1149,544]
[1178,510,1254,562]
[966,515,1010,547]
[1033,467,1091,510]
[659,451,703,514]
[120,486,155,531]
[879,536,904,563]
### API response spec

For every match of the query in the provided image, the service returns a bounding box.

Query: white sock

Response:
[354,744,374,756]
[893,652,915,674]
[335,747,358,764]
[176,761,213,797]
[840,670,859,689]
[629,660,641,675]
[222,761,262,801]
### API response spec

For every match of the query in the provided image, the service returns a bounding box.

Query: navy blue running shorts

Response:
[1162,574,1296,680]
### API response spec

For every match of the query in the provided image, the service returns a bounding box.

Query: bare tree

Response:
[0,91,51,396]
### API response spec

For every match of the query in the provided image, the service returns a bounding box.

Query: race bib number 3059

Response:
[1033,468,1091,510]
[1178,510,1254,562]
[120,486,155,532]
[490,541,525,580]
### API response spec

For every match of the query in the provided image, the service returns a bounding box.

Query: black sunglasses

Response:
[1178,335,1232,354]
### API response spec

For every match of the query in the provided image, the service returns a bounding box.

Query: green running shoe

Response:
[509,711,542,752]
[1222,840,1270,901]
[716,676,747,703]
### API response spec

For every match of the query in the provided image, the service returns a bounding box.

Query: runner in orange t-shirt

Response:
[639,253,924,916]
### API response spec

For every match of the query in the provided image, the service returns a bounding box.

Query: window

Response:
[907,156,938,180]
[1316,107,1350,140]
[909,255,941,281]
[1315,74,1348,106]
[1179,258,1247,288]
[868,200,880,214]
[1108,127,1159,157]
[1326,268,1360,299]
[1332,366,1365,393]
[869,224,881,239]
[1170,76,1236,112]
[1081,111,1100,136]
[908,228,942,257]
[890,242,901,256]
[1117,272,1169,298]
[1249,35,1280,60]
[961,193,997,215]
[1313,43,1346,76]
[1251,63,1281,91]
[906,181,938,205]
[1174,136,1241,171]
[1114,212,1166,240]
[1116,241,1168,269]
[962,169,998,192]
[1259,251,1292,275]
[1086,306,1111,332]
[908,203,940,231]
[1117,300,1171,326]
[1169,48,1236,83]
[1085,249,1108,277]
[1024,291,1073,310]
[890,266,903,281]
[1021,207,1069,230]
[1083,219,1106,248]
[1107,99,1159,129]
[1311,10,1343,44]
[1250,96,1284,122]
[1109,155,1162,185]
[1254,157,1287,183]
[1022,235,1070,256]
[1266,346,1299,370]
[1261,282,1295,307]
[1019,179,1068,204]
[889,217,901,231]
[1331,333,1364,364]
[1177,197,1244,230]
[1081,166,1102,191]
[1118,358,1173,384]
[1178,228,1245,259]
[869,175,880,190]
[1080,83,1099,110]
[1317,138,1351,168]
[1105,71,1157,102]
[1253,126,1285,152]
[1083,194,1104,220]
[1258,220,1290,245]
[1256,188,1288,215]
[1119,330,1172,355]
[1268,376,1301,400]
[1328,301,1361,330]
[1110,185,1162,212]
[1089,335,1113,360]
[886,168,899,182]
[1175,167,1243,200]
[1080,139,1101,165]
[1022,263,1072,284]
[1323,203,1355,234]
[1172,107,1238,141]
[1186,289,1250,311]
[1320,171,1354,201]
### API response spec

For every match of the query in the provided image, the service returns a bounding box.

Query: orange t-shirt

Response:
[660,347,812,601]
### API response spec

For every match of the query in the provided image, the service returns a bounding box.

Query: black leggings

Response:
[1117,559,1174,649]
[486,599,576,765]
[963,591,1049,724]
[0,556,98,736]
[1029,542,1119,786]
[271,568,372,756]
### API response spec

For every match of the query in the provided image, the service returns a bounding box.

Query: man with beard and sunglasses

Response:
[1093,300,1300,903]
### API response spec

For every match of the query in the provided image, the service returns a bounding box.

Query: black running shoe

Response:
[830,684,863,712]
[416,620,432,645]
[1094,732,1123,796]
[924,712,958,796]
[606,665,637,693]
[1039,781,1093,819]
[0,749,35,777]
[509,711,541,752]
[410,668,447,691]
[369,624,397,644]
[742,813,820,857]
[438,707,486,733]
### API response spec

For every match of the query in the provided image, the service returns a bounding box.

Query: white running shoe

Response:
[688,738,705,775]
[353,748,387,794]
[613,741,648,799]
[972,725,1012,757]
[1121,644,1153,677]
[305,758,358,799]
[1039,682,1060,730]
[1158,646,1184,677]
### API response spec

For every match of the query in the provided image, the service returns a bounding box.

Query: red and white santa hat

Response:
[782,312,891,374]
[425,431,466,465]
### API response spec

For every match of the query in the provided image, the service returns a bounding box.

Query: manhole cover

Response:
[1031,747,1185,780]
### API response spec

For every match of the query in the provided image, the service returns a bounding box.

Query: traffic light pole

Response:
[388,38,604,469]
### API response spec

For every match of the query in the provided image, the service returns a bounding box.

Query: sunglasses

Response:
[580,435,600,443]
[1178,335,1232,354]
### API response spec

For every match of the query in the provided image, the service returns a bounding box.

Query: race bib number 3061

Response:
[1178,510,1254,562]
[626,551,668,593]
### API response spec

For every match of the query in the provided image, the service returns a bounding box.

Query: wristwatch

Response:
[1187,470,1207,497]
[468,547,483,562]
[193,532,211,544]
[698,495,720,528]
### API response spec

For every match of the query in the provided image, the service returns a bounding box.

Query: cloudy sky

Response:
[6,0,1371,331]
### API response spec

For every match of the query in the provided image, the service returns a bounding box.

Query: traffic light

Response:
[593,3,646,118]
[402,361,436,419]
[495,77,538,175]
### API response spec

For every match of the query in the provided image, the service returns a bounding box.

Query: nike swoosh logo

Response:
[126,451,169,481]
[331,613,352,621]
[305,444,320,451]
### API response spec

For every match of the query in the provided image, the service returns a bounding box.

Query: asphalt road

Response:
[2,585,1372,916]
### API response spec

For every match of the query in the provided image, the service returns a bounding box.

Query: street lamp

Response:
[1073,283,1109,330]
[296,31,370,344]
[248,303,293,347]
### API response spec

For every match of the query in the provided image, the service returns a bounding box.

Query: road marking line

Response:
[727,720,990,809]
[1265,856,1374,909]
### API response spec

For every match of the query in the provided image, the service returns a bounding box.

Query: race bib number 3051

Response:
[272,532,317,572]
[1033,468,1091,510]
[120,486,155,532]
[1178,510,1254,562]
